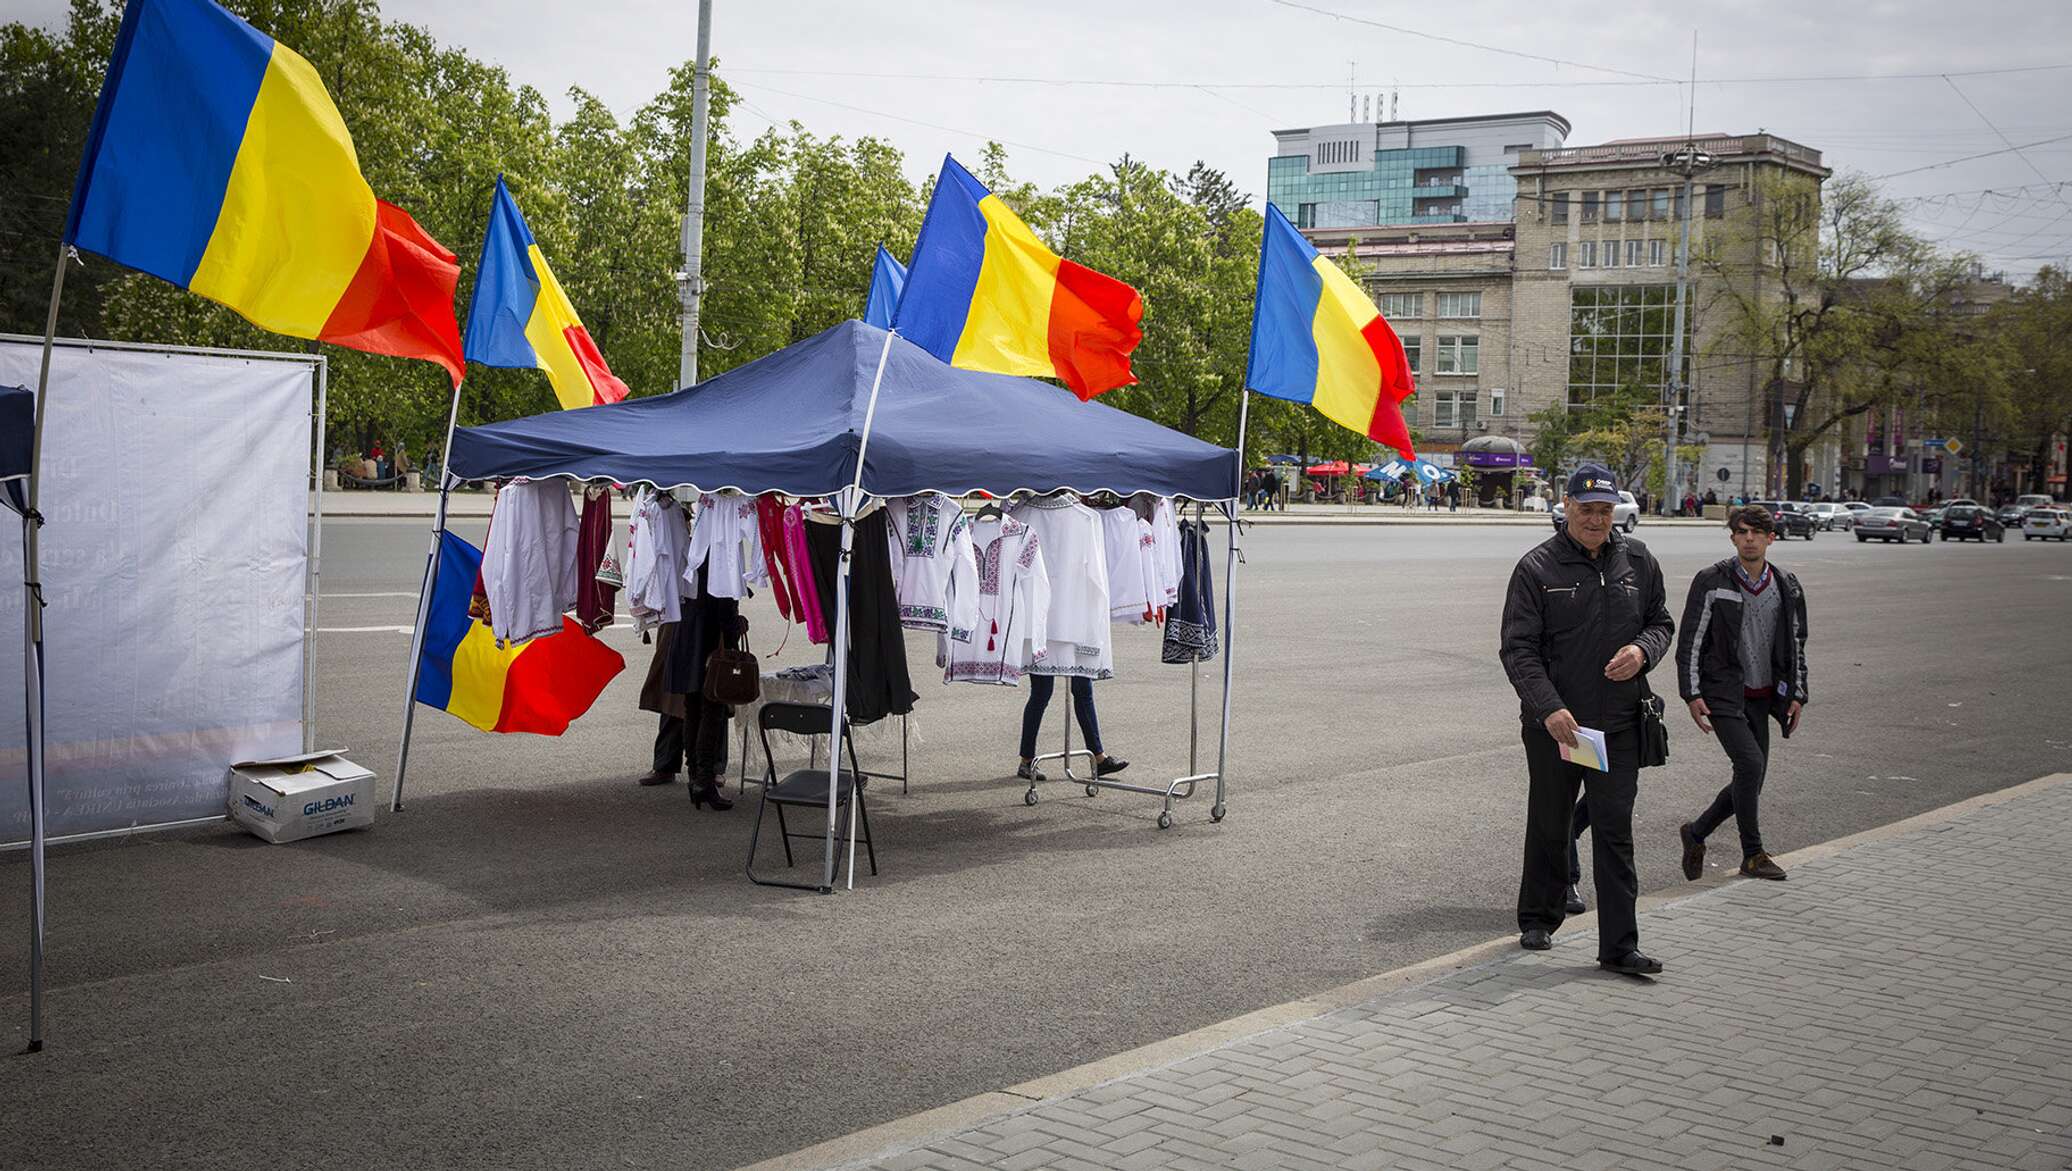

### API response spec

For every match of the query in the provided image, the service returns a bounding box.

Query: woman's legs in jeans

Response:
[1019,675,1106,762]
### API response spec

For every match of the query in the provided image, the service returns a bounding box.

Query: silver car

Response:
[1552,490,1641,533]
[1804,501,1854,531]
[1854,506,1932,544]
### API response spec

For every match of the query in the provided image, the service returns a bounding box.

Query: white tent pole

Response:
[304,357,328,753]
[21,239,69,1053]
[390,383,465,812]
[1213,388,1251,819]
[828,327,897,891]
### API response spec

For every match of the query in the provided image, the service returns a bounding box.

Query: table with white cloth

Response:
[735,664,916,791]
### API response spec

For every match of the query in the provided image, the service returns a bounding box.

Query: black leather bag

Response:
[1636,678,1669,768]
[702,627,760,707]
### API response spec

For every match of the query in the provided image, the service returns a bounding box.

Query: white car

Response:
[1553,490,1641,533]
[2024,508,2070,541]
[1804,502,1854,531]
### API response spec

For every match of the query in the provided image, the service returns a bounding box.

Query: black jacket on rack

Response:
[664,562,744,699]
[804,508,916,724]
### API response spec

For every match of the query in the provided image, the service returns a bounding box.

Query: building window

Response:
[1675,188,1688,220]
[1628,188,1648,220]
[1549,242,1568,270]
[1648,239,1666,267]
[1436,335,1478,375]
[1460,390,1478,427]
[1704,185,1725,219]
[1437,292,1481,319]
[1626,239,1645,267]
[1605,190,1624,222]
[1489,387,1506,416]
[1578,240,1597,268]
[1581,191,1599,222]
[1652,189,1671,219]
[1401,335,1421,374]
[1298,203,1316,228]
[1552,192,1569,224]
[1603,240,1621,268]
[1565,284,1691,406]
[1401,393,1418,427]
[1435,390,1456,428]
[1379,292,1422,320]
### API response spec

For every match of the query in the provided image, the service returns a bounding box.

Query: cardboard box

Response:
[228,750,376,844]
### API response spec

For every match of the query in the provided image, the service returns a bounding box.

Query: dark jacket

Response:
[1675,557,1809,734]
[1500,530,1675,733]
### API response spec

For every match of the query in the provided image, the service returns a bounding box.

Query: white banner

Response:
[0,340,313,842]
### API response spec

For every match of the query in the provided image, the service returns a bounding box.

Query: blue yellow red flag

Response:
[462,177,631,409]
[864,245,907,330]
[64,0,464,384]
[413,532,623,735]
[894,155,1143,400]
[1244,204,1415,458]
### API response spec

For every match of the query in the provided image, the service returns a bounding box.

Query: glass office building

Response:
[1267,112,1569,229]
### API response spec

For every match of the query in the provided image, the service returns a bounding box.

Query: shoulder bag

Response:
[703,624,761,707]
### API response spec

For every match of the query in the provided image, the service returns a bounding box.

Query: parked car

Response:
[1998,504,2030,526]
[1873,495,1909,507]
[1922,506,1947,529]
[1752,500,1816,539]
[1552,490,1641,533]
[2014,493,2056,512]
[1804,501,1854,531]
[1856,506,1933,544]
[1940,504,2004,542]
[1842,501,1873,519]
[2024,508,2071,541]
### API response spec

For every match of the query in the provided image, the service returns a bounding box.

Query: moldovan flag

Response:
[895,155,1143,399]
[462,177,632,409]
[1245,204,1416,459]
[414,532,623,734]
[64,0,464,385]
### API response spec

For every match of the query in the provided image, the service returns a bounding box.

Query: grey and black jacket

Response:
[1499,530,1675,733]
[1674,557,1809,731]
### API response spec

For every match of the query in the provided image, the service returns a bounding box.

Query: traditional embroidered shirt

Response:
[888,493,980,638]
[683,492,766,600]
[624,489,688,634]
[1149,497,1183,607]
[1011,496,1114,679]
[482,479,579,646]
[1098,505,1158,623]
[940,515,1049,685]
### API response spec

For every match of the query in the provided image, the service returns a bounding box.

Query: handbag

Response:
[1636,678,1669,769]
[702,625,761,707]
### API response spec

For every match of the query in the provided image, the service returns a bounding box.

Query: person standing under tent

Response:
[1500,464,1675,976]
[1010,493,1129,783]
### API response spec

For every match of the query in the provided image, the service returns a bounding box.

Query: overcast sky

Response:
[18,0,2072,277]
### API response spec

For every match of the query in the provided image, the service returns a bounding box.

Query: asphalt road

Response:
[3,517,2069,1169]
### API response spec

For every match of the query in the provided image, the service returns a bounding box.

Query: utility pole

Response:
[1660,143,1714,513]
[676,0,713,389]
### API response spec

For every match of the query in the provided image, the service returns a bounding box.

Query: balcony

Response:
[1411,184,1469,200]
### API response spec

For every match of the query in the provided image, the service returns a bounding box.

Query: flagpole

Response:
[20,239,70,1053]
[391,382,464,812]
[1212,387,1249,824]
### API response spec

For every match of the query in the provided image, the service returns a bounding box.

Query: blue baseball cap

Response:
[1567,464,1622,504]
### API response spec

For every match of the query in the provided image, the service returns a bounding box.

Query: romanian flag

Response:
[414,532,623,734]
[895,155,1143,400]
[1245,204,1416,458]
[64,0,464,384]
[462,177,632,409]
[863,244,906,329]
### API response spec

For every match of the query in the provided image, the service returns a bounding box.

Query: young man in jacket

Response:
[1675,504,1809,881]
[1500,465,1676,976]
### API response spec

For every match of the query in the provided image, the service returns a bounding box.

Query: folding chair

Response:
[747,702,876,892]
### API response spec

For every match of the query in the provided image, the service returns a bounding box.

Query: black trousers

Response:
[1519,725,1640,960]
[652,700,729,780]
[1018,675,1103,760]
[1692,696,1773,859]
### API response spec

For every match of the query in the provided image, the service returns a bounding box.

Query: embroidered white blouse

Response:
[624,489,689,634]
[682,492,767,599]
[482,479,580,646]
[940,515,1050,686]
[1149,497,1183,607]
[1097,505,1158,623]
[1010,496,1113,679]
[887,493,981,639]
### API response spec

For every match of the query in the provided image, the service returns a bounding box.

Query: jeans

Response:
[1519,725,1640,960]
[1019,675,1103,760]
[1692,696,1774,859]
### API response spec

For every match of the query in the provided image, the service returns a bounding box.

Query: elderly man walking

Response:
[1500,465,1675,975]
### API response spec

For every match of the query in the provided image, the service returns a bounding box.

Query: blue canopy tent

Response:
[398,322,1245,890]
[2,383,46,1049]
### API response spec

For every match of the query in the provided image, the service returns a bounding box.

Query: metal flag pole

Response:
[1213,387,1252,822]
[21,239,72,1052]
[390,382,465,812]
[826,326,897,891]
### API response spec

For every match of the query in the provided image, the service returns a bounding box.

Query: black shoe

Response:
[1740,852,1787,881]
[688,778,734,811]
[1094,756,1130,776]
[1564,884,1586,915]
[1016,761,1046,782]
[637,770,678,787]
[1679,822,1705,881]
[1599,950,1664,976]
[1519,928,1553,951]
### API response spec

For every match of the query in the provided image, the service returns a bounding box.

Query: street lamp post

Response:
[1660,144,1715,514]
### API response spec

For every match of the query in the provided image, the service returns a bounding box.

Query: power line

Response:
[1273,1,1678,83]
[727,80,1110,167]
[1867,132,2072,181]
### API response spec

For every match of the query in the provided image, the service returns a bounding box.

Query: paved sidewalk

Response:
[762,776,2072,1171]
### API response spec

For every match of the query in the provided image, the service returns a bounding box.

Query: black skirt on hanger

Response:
[664,562,743,698]
[1162,519,1219,664]
[804,509,916,724]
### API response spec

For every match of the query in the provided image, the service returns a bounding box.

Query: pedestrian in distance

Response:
[1674,505,1809,883]
[1446,479,1461,512]
[1259,469,1280,512]
[1500,464,1675,976]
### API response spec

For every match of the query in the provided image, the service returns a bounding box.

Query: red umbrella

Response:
[1306,460,1349,476]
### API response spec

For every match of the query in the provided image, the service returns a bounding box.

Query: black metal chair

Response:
[747,702,876,892]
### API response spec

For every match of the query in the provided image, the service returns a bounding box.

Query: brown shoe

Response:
[1679,822,1705,881]
[636,770,678,787]
[1740,852,1787,881]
